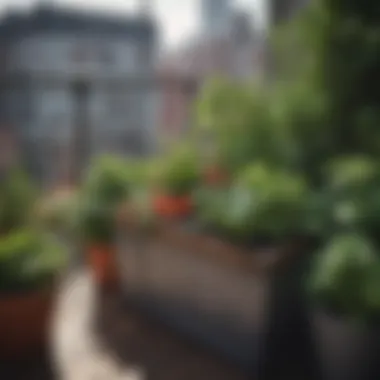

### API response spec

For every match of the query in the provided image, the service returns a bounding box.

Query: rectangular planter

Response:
[116,220,315,378]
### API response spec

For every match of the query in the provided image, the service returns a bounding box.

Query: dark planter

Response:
[0,287,54,360]
[261,246,319,380]
[117,218,317,378]
[313,310,380,380]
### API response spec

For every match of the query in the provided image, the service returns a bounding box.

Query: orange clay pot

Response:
[0,288,53,360]
[87,245,119,289]
[153,194,193,218]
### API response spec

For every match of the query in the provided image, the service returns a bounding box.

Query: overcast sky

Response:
[0,0,264,46]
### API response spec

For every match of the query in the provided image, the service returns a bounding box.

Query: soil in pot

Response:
[313,310,380,380]
[0,288,54,360]
[88,245,119,290]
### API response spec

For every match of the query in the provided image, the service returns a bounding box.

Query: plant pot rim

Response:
[147,221,308,275]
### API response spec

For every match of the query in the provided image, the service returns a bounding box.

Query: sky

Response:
[0,0,264,47]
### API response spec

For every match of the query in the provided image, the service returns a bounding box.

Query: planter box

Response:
[0,287,55,360]
[117,219,316,377]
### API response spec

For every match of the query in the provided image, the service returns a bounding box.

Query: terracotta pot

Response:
[153,194,192,218]
[0,288,53,360]
[87,245,119,289]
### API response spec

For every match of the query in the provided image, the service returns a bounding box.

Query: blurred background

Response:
[4,0,380,380]
[0,0,305,186]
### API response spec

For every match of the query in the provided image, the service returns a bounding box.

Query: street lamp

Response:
[70,79,90,184]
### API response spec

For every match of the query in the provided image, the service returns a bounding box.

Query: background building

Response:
[271,0,309,25]
[157,1,265,142]
[201,0,232,39]
[0,4,158,184]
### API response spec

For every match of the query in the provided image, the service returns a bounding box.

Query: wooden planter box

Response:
[116,217,316,377]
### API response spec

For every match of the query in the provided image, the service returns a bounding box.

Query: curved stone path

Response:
[52,269,248,380]
[52,269,143,380]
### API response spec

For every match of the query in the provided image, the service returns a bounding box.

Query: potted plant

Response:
[35,186,78,236]
[0,165,68,359]
[308,233,380,380]
[324,156,380,243]
[0,167,37,235]
[117,162,324,376]
[76,156,132,289]
[0,228,67,360]
[151,145,200,219]
[195,162,324,247]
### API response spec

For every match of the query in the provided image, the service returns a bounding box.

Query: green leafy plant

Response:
[82,156,134,207]
[311,1,380,157]
[193,185,231,232]
[0,167,37,234]
[196,79,285,173]
[325,156,380,192]
[35,189,78,234]
[75,199,115,245]
[194,163,326,244]
[323,156,380,240]
[153,145,200,196]
[308,233,380,322]
[227,163,311,241]
[0,228,67,293]
[76,155,136,245]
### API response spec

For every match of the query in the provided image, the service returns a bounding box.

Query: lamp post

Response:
[70,80,90,184]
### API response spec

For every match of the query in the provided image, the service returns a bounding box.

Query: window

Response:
[100,46,114,65]
[72,46,89,62]
[107,91,136,119]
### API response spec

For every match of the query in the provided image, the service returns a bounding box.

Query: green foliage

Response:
[325,156,380,191]
[272,2,323,83]
[231,163,312,240]
[82,155,134,207]
[309,233,380,321]
[321,157,380,239]
[0,228,67,293]
[76,155,135,244]
[272,81,331,182]
[270,0,380,174]
[196,79,285,173]
[194,164,325,243]
[193,186,231,233]
[283,1,380,320]
[75,198,115,245]
[314,0,380,156]
[0,167,37,234]
[35,190,78,234]
[152,144,200,196]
